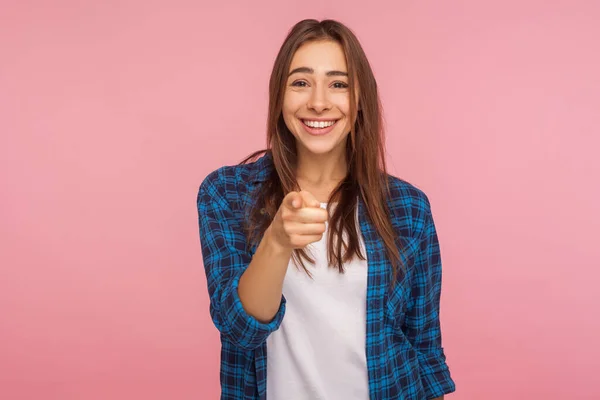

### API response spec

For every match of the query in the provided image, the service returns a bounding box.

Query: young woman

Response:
[197,19,455,400]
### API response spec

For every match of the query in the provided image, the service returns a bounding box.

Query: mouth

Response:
[300,119,340,136]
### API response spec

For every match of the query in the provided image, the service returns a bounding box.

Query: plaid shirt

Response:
[197,153,455,400]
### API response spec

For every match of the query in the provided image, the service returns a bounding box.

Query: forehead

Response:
[289,40,347,71]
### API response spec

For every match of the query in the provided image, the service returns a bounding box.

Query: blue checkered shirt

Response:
[197,153,455,399]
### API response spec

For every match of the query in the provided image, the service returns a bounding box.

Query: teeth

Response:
[303,120,336,128]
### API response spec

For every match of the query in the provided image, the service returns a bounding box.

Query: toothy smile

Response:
[302,119,338,128]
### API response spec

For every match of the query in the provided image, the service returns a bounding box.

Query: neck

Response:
[295,149,347,185]
[294,148,347,203]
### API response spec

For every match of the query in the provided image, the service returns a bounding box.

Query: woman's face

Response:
[282,40,355,159]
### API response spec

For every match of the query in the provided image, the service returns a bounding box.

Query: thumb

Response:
[299,190,321,208]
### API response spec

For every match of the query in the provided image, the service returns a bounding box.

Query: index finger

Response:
[299,190,321,208]
[283,191,302,209]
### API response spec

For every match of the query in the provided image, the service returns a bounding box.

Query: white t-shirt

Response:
[266,203,369,400]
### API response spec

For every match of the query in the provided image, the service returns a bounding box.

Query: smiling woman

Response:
[197,19,455,400]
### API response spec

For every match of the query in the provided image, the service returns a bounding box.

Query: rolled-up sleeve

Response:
[405,198,456,399]
[197,168,286,351]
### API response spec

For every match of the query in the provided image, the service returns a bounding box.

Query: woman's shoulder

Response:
[384,173,434,238]
[198,152,272,197]
[385,174,432,211]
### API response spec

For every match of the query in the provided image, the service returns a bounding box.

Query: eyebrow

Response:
[288,67,348,77]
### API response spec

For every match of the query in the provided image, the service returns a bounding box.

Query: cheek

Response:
[282,97,298,119]
[281,106,296,127]
[281,106,299,138]
[334,95,351,115]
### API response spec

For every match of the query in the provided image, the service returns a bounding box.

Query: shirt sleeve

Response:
[196,168,286,351]
[404,197,456,399]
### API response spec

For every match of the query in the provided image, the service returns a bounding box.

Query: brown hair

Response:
[242,19,403,280]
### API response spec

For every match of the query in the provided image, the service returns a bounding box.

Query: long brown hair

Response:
[242,19,403,280]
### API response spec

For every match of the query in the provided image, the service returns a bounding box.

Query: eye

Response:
[291,80,308,87]
[332,81,349,89]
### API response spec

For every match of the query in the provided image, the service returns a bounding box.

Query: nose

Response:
[306,84,331,113]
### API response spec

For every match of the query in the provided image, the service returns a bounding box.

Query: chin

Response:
[297,139,344,156]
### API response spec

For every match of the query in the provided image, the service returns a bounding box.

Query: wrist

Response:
[264,226,292,257]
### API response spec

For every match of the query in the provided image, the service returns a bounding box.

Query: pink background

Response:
[1,1,599,399]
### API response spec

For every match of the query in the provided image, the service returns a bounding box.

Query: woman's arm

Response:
[198,169,288,350]
[239,190,327,322]
[198,169,327,349]
[237,227,292,323]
